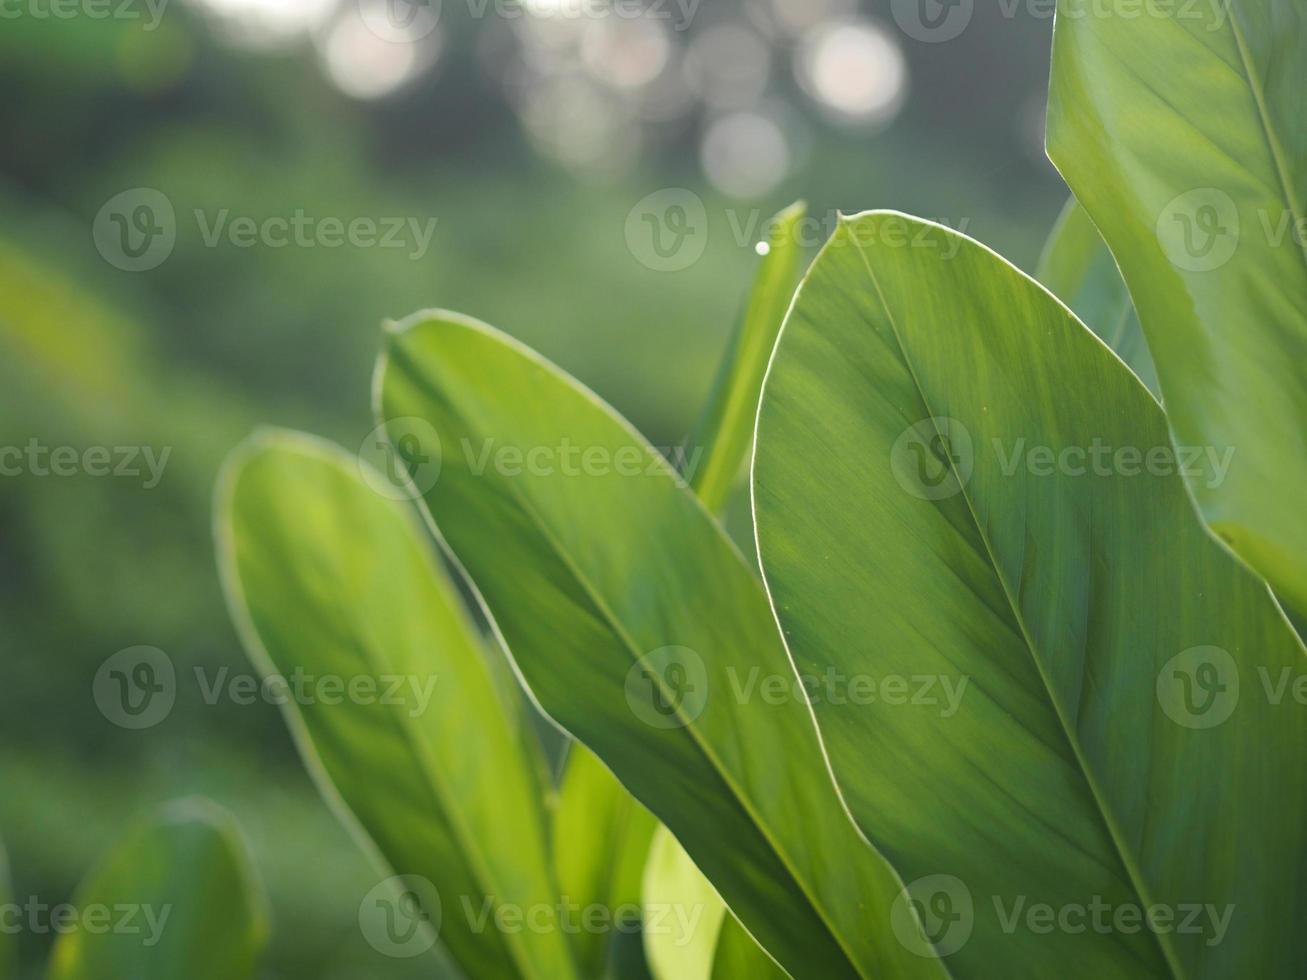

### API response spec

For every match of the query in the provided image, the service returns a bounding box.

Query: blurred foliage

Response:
[0,1,1067,975]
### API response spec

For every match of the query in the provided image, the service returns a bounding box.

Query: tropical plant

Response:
[1,798,266,980]
[214,1,1305,977]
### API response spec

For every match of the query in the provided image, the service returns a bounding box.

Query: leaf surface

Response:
[378,312,943,980]
[1048,0,1307,613]
[753,212,1307,979]
[46,799,267,980]
[216,431,576,980]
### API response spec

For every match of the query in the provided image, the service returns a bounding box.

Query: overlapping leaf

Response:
[46,798,267,980]
[1048,0,1307,614]
[216,432,577,980]
[753,212,1307,978]
[377,312,942,980]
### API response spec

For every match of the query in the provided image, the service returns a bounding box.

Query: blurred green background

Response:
[0,1,1067,975]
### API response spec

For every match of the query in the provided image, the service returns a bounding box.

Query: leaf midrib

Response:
[852,229,1185,980]
[391,340,871,980]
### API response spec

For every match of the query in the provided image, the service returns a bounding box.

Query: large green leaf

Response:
[753,211,1307,978]
[1037,198,1159,398]
[215,431,578,980]
[45,798,267,980]
[1047,0,1307,615]
[377,312,942,980]
[553,744,657,978]
[686,202,806,511]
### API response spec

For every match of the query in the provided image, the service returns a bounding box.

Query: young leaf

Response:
[641,828,789,980]
[45,798,267,980]
[686,202,807,511]
[215,431,578,980]
[641,828,726,980]
[753,212,1307,978]
[1047,0,1307,615]
[1036,198,1159,398]
[553,744,657,978]
[377,312,943,980]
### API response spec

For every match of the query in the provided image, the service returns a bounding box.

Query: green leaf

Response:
[641,827,790,980]
[711,915,789,980]
[686,202,807,511]
[377,311,942,980]
[46,798,267,980]
[753,211,1307,978]
[1036,198,1159,398]
[640,828,726,980]
[1047,0,1307,615]
[553,744,657,978]
[215,430,578,980]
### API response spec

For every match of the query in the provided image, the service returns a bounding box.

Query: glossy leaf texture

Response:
[45,798,267,980]
[753,212,1307,979]
[377,311,943,980]
[687,202,807,511]
[1037,198,1159,397]
[215,431,578,980]
[553,744,657,978]
[1047,0,1307,614]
